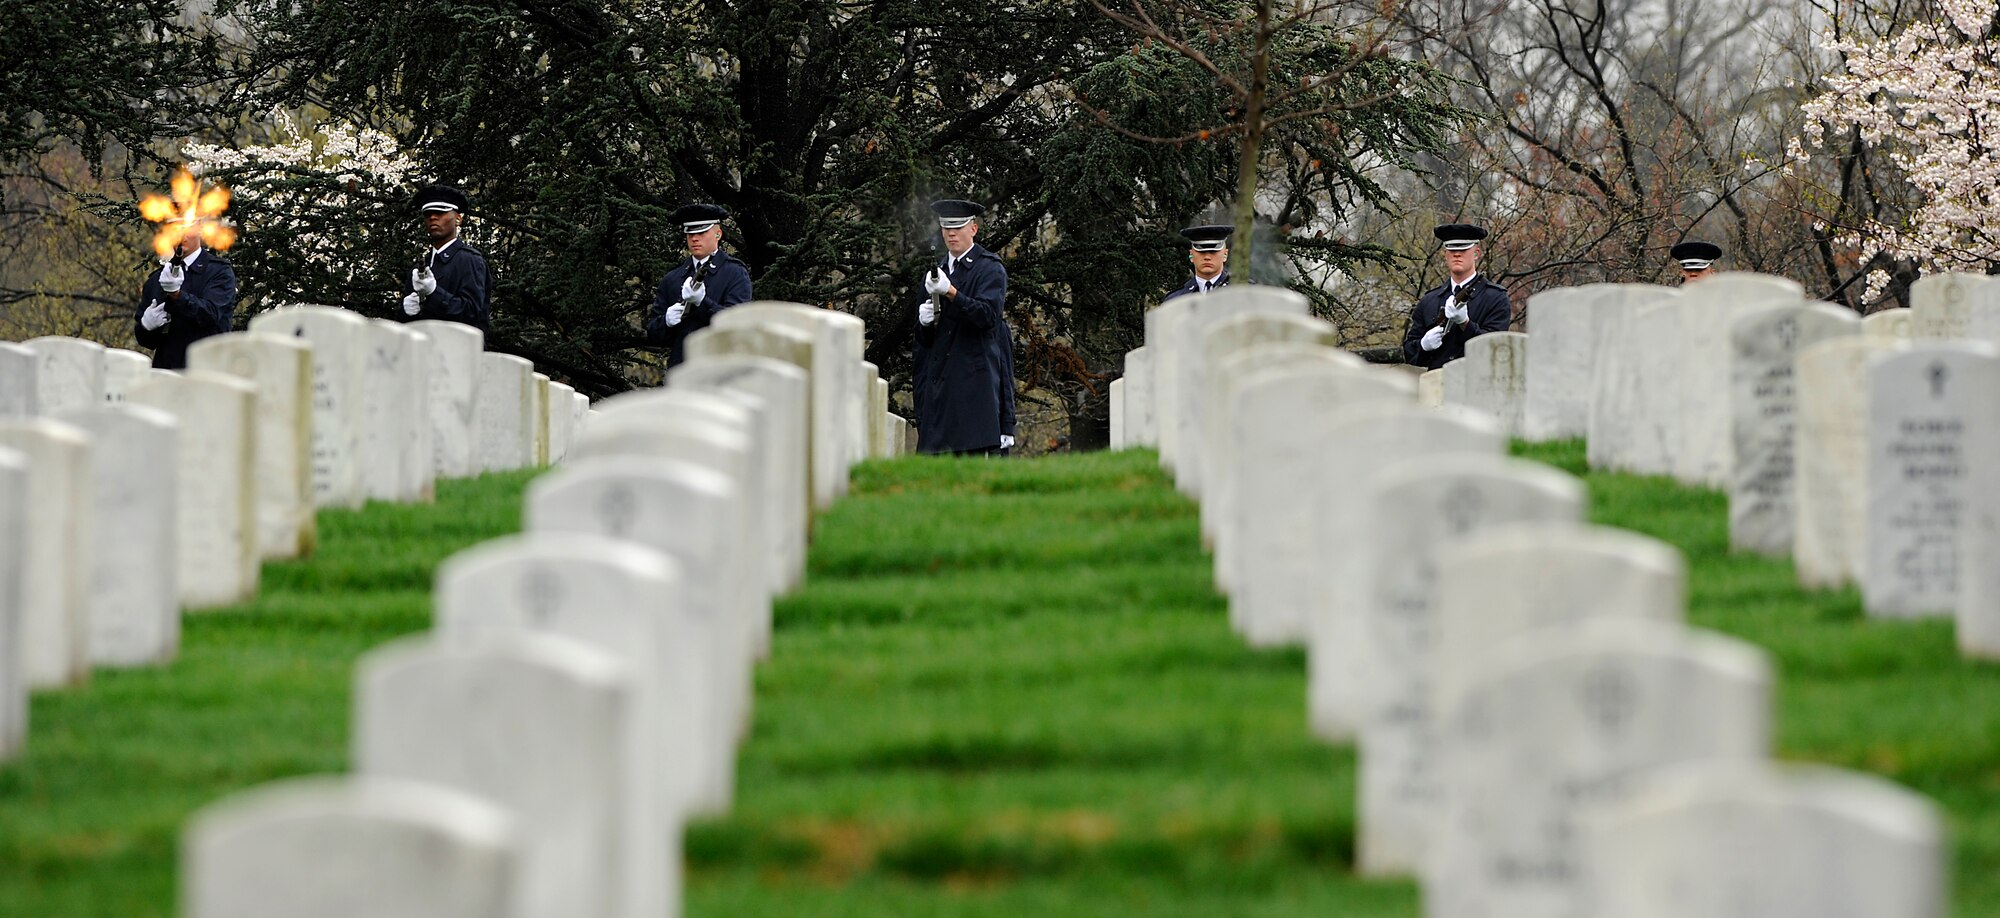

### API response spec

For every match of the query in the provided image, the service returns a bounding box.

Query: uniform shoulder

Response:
[452,242,489,260]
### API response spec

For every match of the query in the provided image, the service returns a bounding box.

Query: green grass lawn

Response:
[0,445,1995,915]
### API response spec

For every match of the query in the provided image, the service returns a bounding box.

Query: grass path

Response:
[1,445,1995,915]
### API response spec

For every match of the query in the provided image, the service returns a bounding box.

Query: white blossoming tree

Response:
[1793,0,2000,301]
[184,110,427,312]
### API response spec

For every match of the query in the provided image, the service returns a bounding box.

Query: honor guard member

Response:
[135,223,238,369]
[1401,222,1511,370]
[647,203,752,367]
[399,184,492,331]
[912,199,1014,455]
[1163,224,1233,301]
[1671,240,1722,284]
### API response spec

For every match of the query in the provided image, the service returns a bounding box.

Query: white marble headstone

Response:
[1434,522,1685,717]
[1433,620,1772,918]
[1909,272,1989,340]
[1195,311,1338,500]
[668,355,813,596]
[712,302,861,495]
[1795,337,1906,588]
[360,321,434,502]
[181,775,517,918]
[532,373,552,467]
[685,322,824,502]
[546,381,578,465]
[435,533,694,837]
[525,457,748,817]
[356,633,666,918]
[1581,762,1945,918]
[0,448,26,758]
[57,405,180,668]
[1863,308,1913,340]
[188,333,317,559]
[1353,454,1585,875]
[1227,362,1413,646]
[1205,341,1366,561]
[1521,285,1602,441]
[1443,330,1529,437]
[409,320,485,479]
[0,419,93,688]
[1727,303,1862,556]
[1862,343,2000,618]
[24,336,107,416]
[1584,285,1682,471]
[0,343,36,417]
[1162,287,1310,490]
[476,353,536,473]
[1124,346,1155,448]
[128,370,260,609]
[247,306,369,509]
[102,349,153,403]
[1306,404,1505,742]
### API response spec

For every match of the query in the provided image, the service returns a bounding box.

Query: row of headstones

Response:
[1483,273,2000,657]
[175,301,906,918]
[0,321,582,764]
[1107,285,1947,918]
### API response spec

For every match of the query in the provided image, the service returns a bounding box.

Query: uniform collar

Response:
[1449,273,1480,291]
[431,238,458,257]
[169,247,203,270]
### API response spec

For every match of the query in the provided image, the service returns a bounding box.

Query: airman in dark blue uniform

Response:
[1671,240,1722,284]
[1162,224,1233,302]
[647,203,753,367]
[134,226,238,369]
[1401,223,1511,370]
[397,184,492,332]
[912,199,1013,455]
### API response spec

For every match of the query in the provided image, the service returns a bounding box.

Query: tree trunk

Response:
[1230,0,1273,281]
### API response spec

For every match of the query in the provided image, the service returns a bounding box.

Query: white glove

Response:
[1444,300,1469,325]
[1000,434,1015,449]
[680,277,705,306]
[918,299,937,326]
[1420,325,1445,351]
[923,268,951,297]
[141,300,170,330]
[665,303,687,326]
[412,267,437,297]
[401,292,422,316]
[158,263,184,294]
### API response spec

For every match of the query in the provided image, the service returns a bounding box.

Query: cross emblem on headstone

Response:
[1442,483,1484,536]
[1579,664,1639,737]
[1776,317,1799,352]
[522,567,564,625]
[1929,361,1949,399]
[596,484,638,537]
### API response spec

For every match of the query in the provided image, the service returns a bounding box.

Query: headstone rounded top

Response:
[1193,284,1311,313]
[670,354,809,388]
[249,304,371,328]
[1475,618,1769,691]
[1215,341,1367,377]
[1329,400,1505,441]
[1450,521,1684,577]
[594,388,755,431]
[57,401,180,433]
[363,631,630,699]
[189,774,516,849]
[0,415,92,447]
[24,335,107,355]
[1596,760,1942,843]
[436,531,685,595]
[532,453,737,503]
[1692,271,1806,305]
[1372,452,1585,511]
